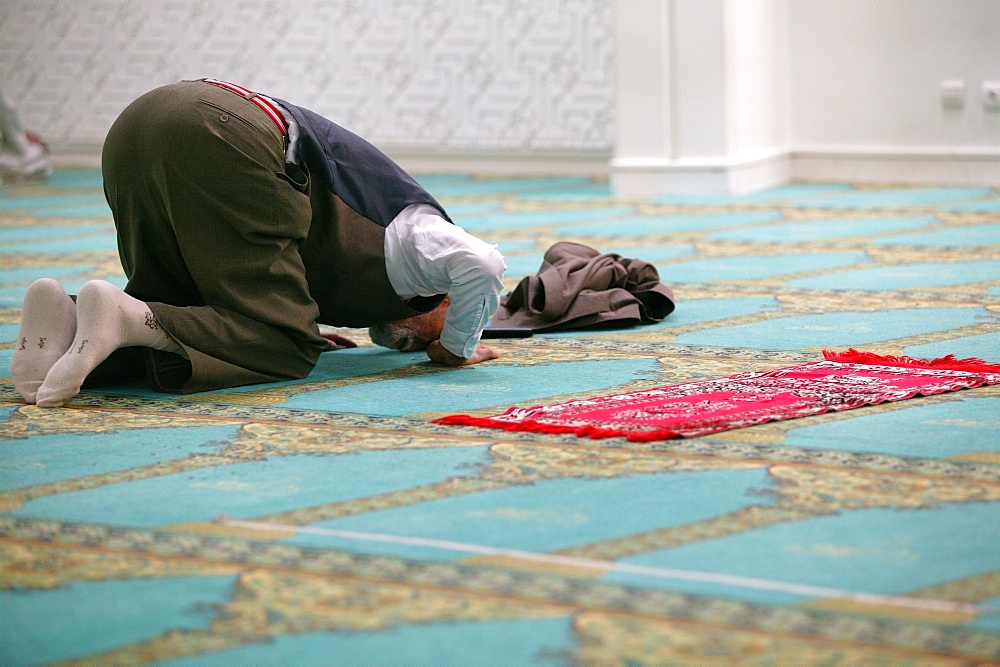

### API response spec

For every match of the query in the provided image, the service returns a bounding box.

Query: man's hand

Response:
[320,331,358,350]
[426,340,499,366]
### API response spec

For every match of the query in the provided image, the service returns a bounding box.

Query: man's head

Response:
[368,298,449,352]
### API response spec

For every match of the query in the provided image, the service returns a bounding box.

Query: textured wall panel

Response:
[1,0,614,153]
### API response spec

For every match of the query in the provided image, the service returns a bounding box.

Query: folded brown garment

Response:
[492,241,675,332]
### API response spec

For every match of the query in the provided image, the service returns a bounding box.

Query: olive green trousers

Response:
[98,81,328,393]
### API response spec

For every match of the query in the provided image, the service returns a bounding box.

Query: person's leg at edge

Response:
[35,279,184,407]
[11,278,77,403]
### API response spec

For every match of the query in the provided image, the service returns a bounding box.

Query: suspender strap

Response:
[201,78,287,136]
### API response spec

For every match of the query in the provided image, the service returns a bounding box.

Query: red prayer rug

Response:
[433,350,1000,442]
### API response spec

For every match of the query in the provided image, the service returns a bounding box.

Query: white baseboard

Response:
[384,147,612,178]
[50,144,614,179]
[610,149,792,197]
[610,145,1000,197]
[50,144,103,169]
[51,143,1000,191]
[790,145,1000,187]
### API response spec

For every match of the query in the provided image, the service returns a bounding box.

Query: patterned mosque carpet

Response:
[1,171,999,665]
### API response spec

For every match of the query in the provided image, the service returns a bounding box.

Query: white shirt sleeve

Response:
[384,204,506,358]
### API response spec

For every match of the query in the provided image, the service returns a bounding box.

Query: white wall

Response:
[789,0,998,150]
[613,0,999,195]
[2,0,998,187]
[0,0,614,174]
[787,0,1000,185]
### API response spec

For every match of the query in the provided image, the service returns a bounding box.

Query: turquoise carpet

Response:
[1,172,998,665]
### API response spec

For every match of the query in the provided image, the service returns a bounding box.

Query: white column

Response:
[611,0,791,196]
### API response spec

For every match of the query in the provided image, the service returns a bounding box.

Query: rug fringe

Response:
[822,348,1000,373]
[431,414,680,442]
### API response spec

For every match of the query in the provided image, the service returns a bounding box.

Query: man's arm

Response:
[434,246,506,362]
[386,205,506,365]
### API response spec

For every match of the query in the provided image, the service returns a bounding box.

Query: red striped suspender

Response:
[201,78,288,136]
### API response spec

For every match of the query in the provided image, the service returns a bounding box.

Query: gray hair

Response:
[368,321,413,351]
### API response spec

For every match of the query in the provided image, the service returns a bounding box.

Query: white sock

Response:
[35,280,183,407]
[11,278,78,404]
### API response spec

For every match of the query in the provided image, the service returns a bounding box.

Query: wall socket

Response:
[984,82,1000,111]
[941,79,966,109]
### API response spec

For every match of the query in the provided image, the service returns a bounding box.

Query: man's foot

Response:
[36,280,180,407]
[11,278,77,403]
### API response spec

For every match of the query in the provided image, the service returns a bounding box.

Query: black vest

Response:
[278,100,449,327]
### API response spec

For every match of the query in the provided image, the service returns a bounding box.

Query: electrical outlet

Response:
[984,82,1000,111]
[941,79,965,109]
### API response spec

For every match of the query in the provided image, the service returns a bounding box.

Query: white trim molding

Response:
[610,145,1000,196]
[49,144,104,169]
[610,148,792,196]
[790,145,1000,187]
[52,143,1000,190]
[50,144,614,179]
[386,148,613,179]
